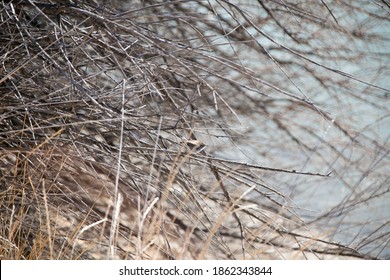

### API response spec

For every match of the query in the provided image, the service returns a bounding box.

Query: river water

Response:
[206,8,390,258]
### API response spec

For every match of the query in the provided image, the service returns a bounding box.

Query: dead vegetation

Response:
[1,1,389,259]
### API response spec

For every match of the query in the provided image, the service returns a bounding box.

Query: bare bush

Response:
[1,0,389,259]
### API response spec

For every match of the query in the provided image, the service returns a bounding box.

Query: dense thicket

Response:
[1,0,389,259]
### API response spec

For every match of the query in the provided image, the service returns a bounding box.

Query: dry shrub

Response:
[1,1,389,259]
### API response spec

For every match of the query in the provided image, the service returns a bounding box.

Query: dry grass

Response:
[1,1,389,259]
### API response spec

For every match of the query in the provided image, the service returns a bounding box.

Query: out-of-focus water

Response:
[209,17,390,258]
